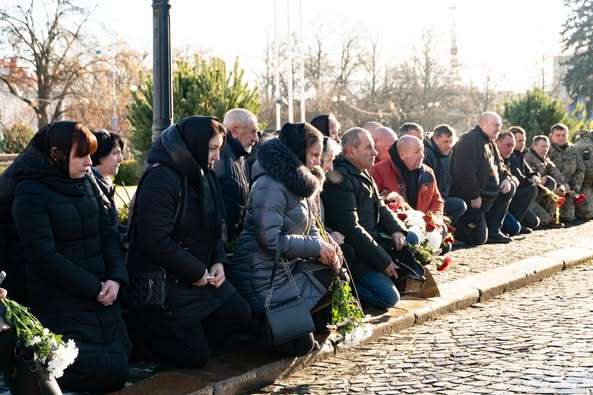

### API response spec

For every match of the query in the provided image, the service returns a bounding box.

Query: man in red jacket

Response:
[370,135,444,218]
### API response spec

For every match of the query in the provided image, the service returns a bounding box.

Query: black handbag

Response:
[124,269,169,311]
[264,242,315,345]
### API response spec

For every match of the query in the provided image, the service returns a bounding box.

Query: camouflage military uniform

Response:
[524,149,566,225]
[574,131,593,220]
[548,142,585,222]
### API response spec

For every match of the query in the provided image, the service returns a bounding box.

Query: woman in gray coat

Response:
[230,123,340,356]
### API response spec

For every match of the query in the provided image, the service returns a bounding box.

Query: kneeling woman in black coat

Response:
[126,116,251,368]
[11,121,130,393]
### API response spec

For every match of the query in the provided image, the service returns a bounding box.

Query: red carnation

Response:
[423,214,432,223]
[575,193,586,205]
[437,256,451,272]
[558,196,566,207]
[426,222,436,232]
[397,212,408,221]
[444,236,454,244]
[388,203,399,212]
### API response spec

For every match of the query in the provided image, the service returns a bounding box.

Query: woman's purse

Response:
[123,269,169,311]
[264,242,315,345]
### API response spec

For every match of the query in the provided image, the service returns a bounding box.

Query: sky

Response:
[83,0,569,93]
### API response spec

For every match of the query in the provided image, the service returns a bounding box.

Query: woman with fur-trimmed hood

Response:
[230,122,340,357]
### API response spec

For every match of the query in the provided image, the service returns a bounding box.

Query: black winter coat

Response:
[11,150,129,392]
[127,121,236,322]
[321,155,404,279]
[449,125,509,201]
[213,133,250,244]
[423,136,451,197]
[508,150,537,188]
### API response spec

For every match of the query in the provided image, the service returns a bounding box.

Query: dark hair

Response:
[399,122,423,136]
[508,126,526,136]
[532,135,549,145]
[496,131,514,142]
[91,129,124,166]
[550,123,568,134]
[433,124,454,138]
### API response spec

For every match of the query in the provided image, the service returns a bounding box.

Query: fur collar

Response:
[256,138,323,198]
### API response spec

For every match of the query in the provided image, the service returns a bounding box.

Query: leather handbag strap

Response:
[126,163,184,262]
[264,239,302,311]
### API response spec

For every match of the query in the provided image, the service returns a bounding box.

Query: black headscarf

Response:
[152,116,226,243]
[310,115,330,137]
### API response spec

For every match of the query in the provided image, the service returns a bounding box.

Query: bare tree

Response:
[334,34,361,94]
[67,41,146,135]
[469,76,496,114]
[0,0,100,128]
[360,38,382,102]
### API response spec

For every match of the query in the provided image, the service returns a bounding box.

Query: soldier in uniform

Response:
[547,123,585,223]
[524,135,566,227]
[573,130,593,220]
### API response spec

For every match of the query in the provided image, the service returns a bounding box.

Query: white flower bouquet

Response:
[1,297,78,380]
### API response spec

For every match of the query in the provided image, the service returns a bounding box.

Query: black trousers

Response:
[509,184,538,226]
[454,184,515,245]
[128,291,251,369]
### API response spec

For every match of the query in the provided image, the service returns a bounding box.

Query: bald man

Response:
[370,135,443,216]
[449,111,515,245]
[372,126,398,163]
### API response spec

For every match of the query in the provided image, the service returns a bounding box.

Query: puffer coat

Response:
[230,138,327,313]
[11,147,129,393]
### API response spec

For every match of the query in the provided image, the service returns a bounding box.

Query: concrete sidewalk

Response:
[113,234,593,395]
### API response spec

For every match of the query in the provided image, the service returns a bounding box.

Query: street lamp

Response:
[152,0,173,142]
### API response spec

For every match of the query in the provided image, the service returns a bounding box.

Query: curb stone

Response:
[114,241,593,395]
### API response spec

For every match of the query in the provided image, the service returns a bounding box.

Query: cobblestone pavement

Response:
[434,220,593,284]
[257,261,593,395]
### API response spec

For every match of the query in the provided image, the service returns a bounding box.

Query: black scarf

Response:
[389,144,419,209]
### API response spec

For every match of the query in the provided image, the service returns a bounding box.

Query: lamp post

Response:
[151,0,173,142]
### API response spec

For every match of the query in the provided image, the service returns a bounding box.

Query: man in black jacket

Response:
[322,127,416,310]
[449,112,515,245]
[505,127,542,230]
[214,109,259,247]
[423,124,466,225]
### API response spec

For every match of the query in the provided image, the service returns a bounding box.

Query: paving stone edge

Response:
[167,242,593,395]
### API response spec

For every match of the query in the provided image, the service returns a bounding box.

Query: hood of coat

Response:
[255,138,322,198]
[424,136,447,158]
[146,116,221,185]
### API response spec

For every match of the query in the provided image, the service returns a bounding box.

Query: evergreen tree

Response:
[126,56,259,160]
[561,0,593,115]
[503,88,577,142]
